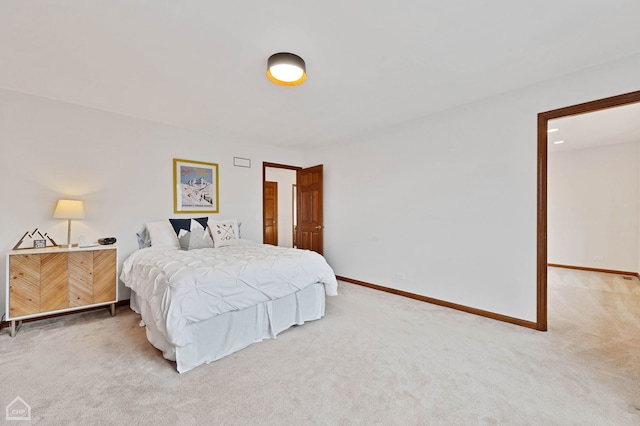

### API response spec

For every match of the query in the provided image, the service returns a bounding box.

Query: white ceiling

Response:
[1,1,640,150]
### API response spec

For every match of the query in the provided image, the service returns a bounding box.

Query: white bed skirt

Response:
[131,283,326,373]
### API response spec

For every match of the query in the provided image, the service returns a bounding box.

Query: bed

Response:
[120,223,338,373]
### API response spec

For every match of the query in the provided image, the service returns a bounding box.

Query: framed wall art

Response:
[173,158,219,214]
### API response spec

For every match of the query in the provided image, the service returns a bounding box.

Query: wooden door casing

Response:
[297,165,324,255]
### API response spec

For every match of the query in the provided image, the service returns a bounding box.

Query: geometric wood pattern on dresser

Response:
[40,252,69,312]
[68,251,94,307]
[93,249,116,303]
[6,246,117,336]
[9,254,41,317]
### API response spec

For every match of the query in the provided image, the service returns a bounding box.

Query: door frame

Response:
[536,90,640,331]
[263,162,301,245]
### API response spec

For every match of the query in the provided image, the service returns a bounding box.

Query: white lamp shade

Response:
[53,199,85,219]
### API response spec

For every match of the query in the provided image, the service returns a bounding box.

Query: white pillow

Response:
[145,221,179,249]
[208,219,239,248]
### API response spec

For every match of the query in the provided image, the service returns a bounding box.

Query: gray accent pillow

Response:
[178,220,214,250]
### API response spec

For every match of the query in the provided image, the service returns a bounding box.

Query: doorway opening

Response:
[263,163,299,248]
[537,90,640,331]
[262,162,325,254]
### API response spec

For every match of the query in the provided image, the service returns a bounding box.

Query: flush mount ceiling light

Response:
[267,52,306,86]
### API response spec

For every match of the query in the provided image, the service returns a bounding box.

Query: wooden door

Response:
[297,165,324,255]
[263,181,278,246]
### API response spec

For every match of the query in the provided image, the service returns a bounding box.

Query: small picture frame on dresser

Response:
[33,239,46,248]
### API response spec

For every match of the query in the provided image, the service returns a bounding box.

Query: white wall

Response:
[0,89,303,319]
[548,142,639,272]
[265,167,296,248]
[306,53,640,322]
[3,53,640,326]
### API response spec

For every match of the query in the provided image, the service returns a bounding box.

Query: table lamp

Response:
[53,199,85,248]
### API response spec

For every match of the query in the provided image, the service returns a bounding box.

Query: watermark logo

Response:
[6,396,31,421]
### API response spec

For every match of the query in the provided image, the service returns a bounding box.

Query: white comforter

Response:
[120,241,338,347]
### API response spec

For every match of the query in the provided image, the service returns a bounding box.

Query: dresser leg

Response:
[9,320,22,337]
[109,303,116,317]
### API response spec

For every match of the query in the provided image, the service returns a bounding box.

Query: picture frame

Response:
[173,158,219,214]
[33,239,46,249]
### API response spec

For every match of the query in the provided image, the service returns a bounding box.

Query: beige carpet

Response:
[1,268,639,425]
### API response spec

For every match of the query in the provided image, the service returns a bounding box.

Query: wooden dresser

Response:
[5,245,117,336]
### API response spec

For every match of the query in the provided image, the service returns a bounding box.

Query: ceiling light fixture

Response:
[267,52,306,86]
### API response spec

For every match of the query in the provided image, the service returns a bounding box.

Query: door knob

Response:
[315,225,324,230]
